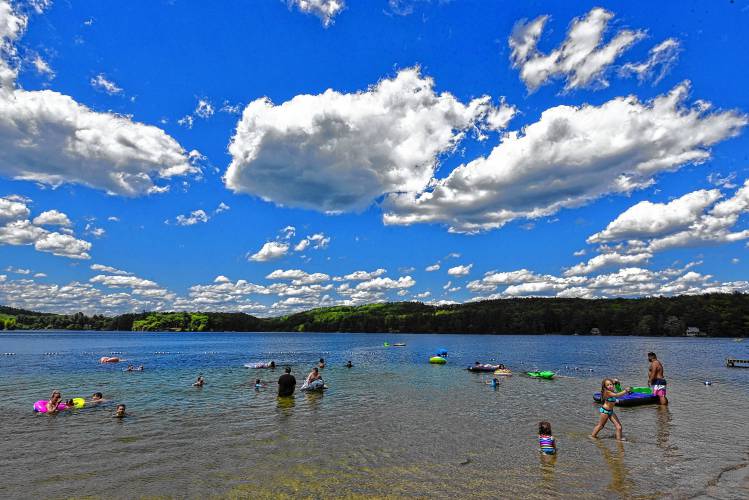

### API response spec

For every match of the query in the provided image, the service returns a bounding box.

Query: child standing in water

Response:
[591,378,631,441]
[538,421,556,455]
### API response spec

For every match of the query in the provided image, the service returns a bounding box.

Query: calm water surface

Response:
[1,332,748,499]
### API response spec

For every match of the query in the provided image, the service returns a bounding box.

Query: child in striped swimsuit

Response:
[538,421,556,455]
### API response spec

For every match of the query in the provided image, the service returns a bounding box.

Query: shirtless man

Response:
[648,352,668,405]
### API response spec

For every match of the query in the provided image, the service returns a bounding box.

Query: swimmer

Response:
[486,377,499,387]
[193,375,205,387]
[269,361,276,369]
[89,392,106,404]
[345,360,353,368]
[318,358,326,369]
[113,404,127,418]
[126,364,134,372]
[45,390,65,414]
[590,378,631,441]
[254,378,267,390]
[538,421,556,455]
[306,367,322,385]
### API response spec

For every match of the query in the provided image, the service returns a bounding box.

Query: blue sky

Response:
[1,0,748,316]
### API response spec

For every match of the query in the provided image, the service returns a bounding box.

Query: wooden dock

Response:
[726,358,749,368]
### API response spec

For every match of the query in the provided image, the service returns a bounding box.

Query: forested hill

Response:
[1,294,748,336]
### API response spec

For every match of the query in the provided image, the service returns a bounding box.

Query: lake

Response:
[1,332,747,499]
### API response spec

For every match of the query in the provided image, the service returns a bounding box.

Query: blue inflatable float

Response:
[593,392,658,407]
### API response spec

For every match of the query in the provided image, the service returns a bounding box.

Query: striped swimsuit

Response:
[539,435,556,455]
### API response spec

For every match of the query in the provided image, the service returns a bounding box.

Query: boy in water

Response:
[114,404,127,418]
[89,392,105,404]
[647,352,668,405]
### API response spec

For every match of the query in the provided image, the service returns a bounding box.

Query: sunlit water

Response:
[1,332,747,499]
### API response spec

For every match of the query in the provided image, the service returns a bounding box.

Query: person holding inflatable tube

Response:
[591,378,632,441]
[46,390,65,414]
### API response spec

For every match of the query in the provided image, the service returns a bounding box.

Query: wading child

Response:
[538,421,556,455]
[591,378,631,441]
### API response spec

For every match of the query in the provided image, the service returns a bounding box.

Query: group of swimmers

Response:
[537,351,669,455]
[40,390,127,418]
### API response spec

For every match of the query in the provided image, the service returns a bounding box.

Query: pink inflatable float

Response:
[33,400,68,413]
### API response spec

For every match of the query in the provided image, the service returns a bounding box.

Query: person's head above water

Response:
[255,378,261,384]
[312,367,319,374]
[92,392,103,399]
[474,361,480,365]
[284,367,291,374]
[539,421,552,436]
[114,404,126,417]
[270,361,276,368]
[647,352,657,361]
[50,390,61,401]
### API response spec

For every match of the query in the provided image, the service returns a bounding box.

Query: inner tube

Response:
[527,371,555,379]
[100,356,120,363]
[494,368,512,376]
[393,343,406,347]
[467,364,500,372]
[429,356,447,364]
[593,392,659,407]
[301,379,325,392]
[33,400,69,413]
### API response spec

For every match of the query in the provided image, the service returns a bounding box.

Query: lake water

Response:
[1,332,748,499]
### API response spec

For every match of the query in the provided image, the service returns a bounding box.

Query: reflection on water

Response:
[1,332,748,498]
[595,439,630,496]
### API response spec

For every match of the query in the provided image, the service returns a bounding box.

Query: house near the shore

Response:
[685,326,705,337]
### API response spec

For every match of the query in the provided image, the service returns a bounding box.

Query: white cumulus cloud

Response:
[447,264,472,276]
[248,241,289,262]
[32,209,72,227]
[288,0,345,27]
[226,68,514,213]
[383,83,747,233]
[0,1,200,196]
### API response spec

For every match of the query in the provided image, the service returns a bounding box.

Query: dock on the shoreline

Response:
[726,358,749,368]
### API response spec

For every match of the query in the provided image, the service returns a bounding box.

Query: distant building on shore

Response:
[685,326,705,337]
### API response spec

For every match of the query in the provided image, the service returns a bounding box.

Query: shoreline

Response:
[1,329,747,338]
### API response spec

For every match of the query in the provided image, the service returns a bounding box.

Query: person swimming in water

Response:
[88,392,106,405]
[193,375,205,387]
[113,404,127,418]
[345,360,353,368]
[254,378,267,390]
[318,358,326,369]
[45,390,66,414]
[591,378,631,441]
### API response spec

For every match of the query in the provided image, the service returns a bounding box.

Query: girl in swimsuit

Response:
[590,378,631,441]
[46,390,64,414]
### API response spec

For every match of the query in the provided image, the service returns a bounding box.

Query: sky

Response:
[1,0,748,316]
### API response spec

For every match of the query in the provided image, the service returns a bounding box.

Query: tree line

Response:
[1,293,748,336]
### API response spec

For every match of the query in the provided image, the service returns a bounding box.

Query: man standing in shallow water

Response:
[278,366,296,397]
[648,352,668,405]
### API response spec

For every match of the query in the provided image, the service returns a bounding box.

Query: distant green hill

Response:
[2,293,748,336]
